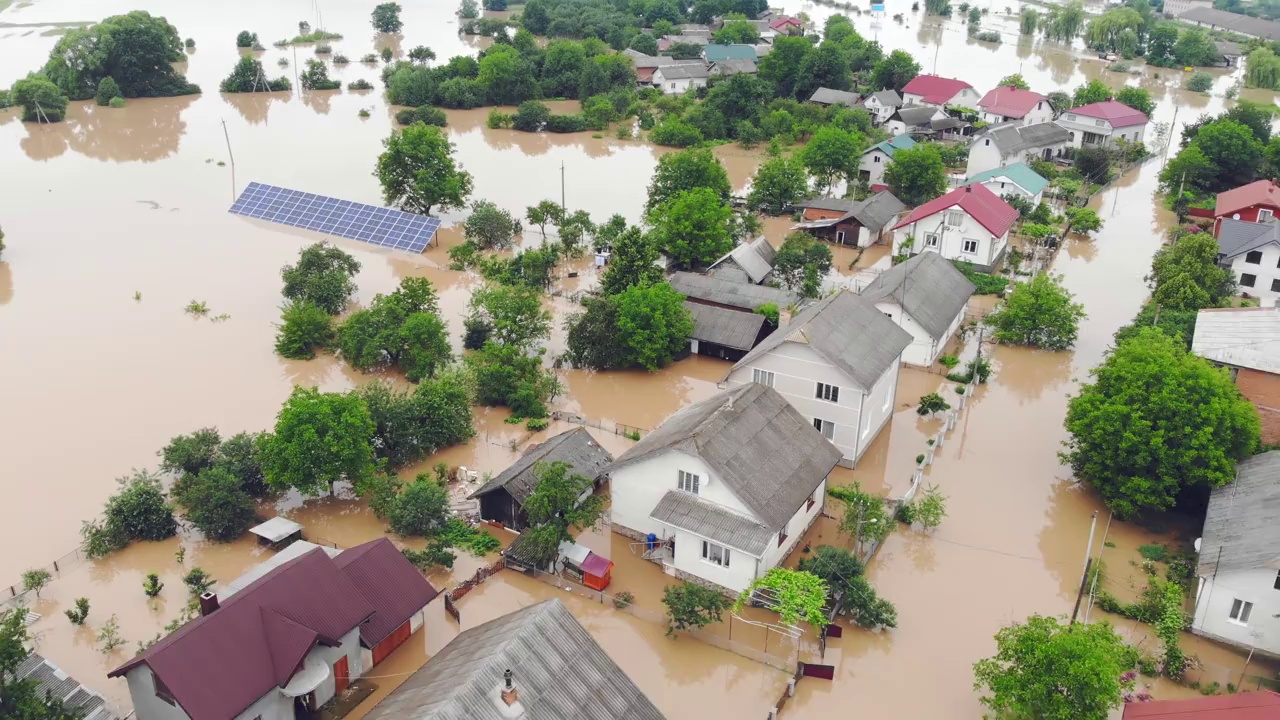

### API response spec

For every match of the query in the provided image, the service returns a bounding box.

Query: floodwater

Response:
[3,0,1280,715]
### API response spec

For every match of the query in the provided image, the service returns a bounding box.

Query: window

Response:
[702,540,730,567]
[678,470,700,495]
[1272,279,1280,293]
[1246,250,1263,264]
[874,155,881,163]
[1229,598,1253,625]
[1094,119,1105,127]
[946,210,964,226]
[1274,570,1280,590]
[752,368,775,387]
[925,232,940,247]
[1066,113,1076,121]
[806,489,818,511]
[1261,209,1275,221]
[813,417,835,440]
[984,138,990,146]
[962,239,979,254]
[670,82,676,89]
[777,530,788,547]
[153,672,177,707]
[1241,273,1257,287]
[816,382,840,403]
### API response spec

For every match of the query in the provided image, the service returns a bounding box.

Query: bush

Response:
[299,60,341,90]
[613,590,635,609]
[184,38,195,48]
[385,474,449,536]
[1186,72,1213,93]
[662,582,729,636]
[526,418,549,431]
[988,273,1084,350]
[143,573,164,597]
[487,109,513,128]
[512,100,551,132]
[236,31,258,48]
[348,78,374,90]
[938,354,959,368]
[362,53,379,63]
[395,105,448,126]
[108,96,126,108]
[64,598,89,625]
[649,117,703,147]
[953,260,1008,295]
[316,43,333,54]
[381,47,394,63]
[95,76,121,106]
[403,542,456,569]
[333,54,350,64]
[1139,544,1168,562]
[917,392,950,416]
[181,467,257,542]
[545,114,588,133]
[221,57,291,93]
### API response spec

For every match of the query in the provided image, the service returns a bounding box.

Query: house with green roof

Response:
[858,134,917,186]
[701,44,757,62]
[965,162,1048,205]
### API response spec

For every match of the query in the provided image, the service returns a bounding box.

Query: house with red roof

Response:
[768,15,803,34]
[900,75,980,108]
[977,86,1052,126]
[890,184,1018,271]
[1057,99,1149,148]
[109,538,438,720]
[1123,690,1280,719]
[1213,179,1280,237]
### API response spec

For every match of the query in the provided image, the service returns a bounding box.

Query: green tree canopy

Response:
[1194,119,1263,190]
[799,126,864,192]
[337,277,450,381]
[996,73,1030,90]
[1071,79,1112,107]
[519,461,606,566]
[883,144,947,205]
[180,466,257,542]
[646,147,732,214]
[260,387,378,496]
[1114,87,1154,117]
[869,49,920,92]
[599,226,663,296]
[464,200,520,249]
[663,582,729,636]
[386,474,450,536]
[1148,232,1235,311]
[275,300,335,360]
[11,76,69,123]
[41,11,198,100]
[713,18,761,44]
[613,281,693,371]
[758,36,814,99]
[372,2,404,33]
[281,242,362,315]
[376,124,474,216]
[988,273,1085,350]
[649,187,735,270]
[736,568,828,628]
[747,155,810,215]
[773,232,833,298]
[356,374,475,469]
[468,284,552,350]
[0,609,83,718]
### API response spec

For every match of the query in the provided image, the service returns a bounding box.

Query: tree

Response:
[599,227,663,296]
[829,483,893,556]
[714,18,761,44]
[42,11,198,100]
[376,123,474,216]
[64,598,89,625]
[774,232,833,298]
[799,126,864,192]
[1246,46,1280,90]
[107,471,178,542]
[613,282,694,371]
[747,155,809,215]
[1019,7,1038,34]
[1158,143,1216,196]
[22,569,51,598]
[407,45,435,63]
[648,116,704,147]
[96,76,122,105]
[183,567,214,596]
[662,582,730,636]
[356,375,474,469]
[281,242,361,315]
[512,99,551,132]
[385,474,449,535]
[217,432,269,498]
[996,73,1029,90]
[973,615,1138,720]
[160,427,223,475]
[468,342,558,416]
[1146,23,1178,66]
[221,56,290,93]
[1195,119,1263,190]
[143,573,164,597]
[883,144,947,205]
[260,387,378,496]
[1072,79,1111,107]
[736,568,828,628]
[649,188,735,270]
[181,467,256,542]
[869,50,921,92]
[564,297,629,370]
[1046,90,1071,117]
[469,284,551,350]
[275,301,334,359]
[915,484,947,529]
[464,200,520,249]
[372,2,404,33]
[1173,27,1218,67]
[1073,146,1113,184]
[299,59,340,90]
[645,147,731,214]
[629,32,659,55]
[235,30,257,48]
[11,75,69,123]
[478,45,539,105]
[520,461,606,565]
[526,200,564,236]
[987,273,1084,350]
[1064,327,1260,518]
[1148,232,1235,311]
[337,278,450,381]
[1114,87,1154,118]
[795,42,853,98]
[0,609,83,719]
[1042,2,1086,42]
[758,36,814,99]
[1064,207,1103,236]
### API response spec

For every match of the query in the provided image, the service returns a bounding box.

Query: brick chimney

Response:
[198,591,219,616]
[501,669,518,706]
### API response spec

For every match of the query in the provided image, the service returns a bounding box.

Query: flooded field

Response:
[3,0,1280,715]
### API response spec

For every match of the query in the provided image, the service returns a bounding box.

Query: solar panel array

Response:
[228,182,441,253]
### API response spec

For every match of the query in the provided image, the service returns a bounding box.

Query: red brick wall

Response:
[1236,368,1280,444]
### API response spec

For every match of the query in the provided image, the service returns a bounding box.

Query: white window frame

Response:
[945,210,964,227]
[1260,209,1275,221]
[816,382,840,403]
[1228,598,1253,626]
[813,417,835,440]
[925,232,940,248]
[962,239,979,255]
[836,230,847,244]
[678,470,701,495]
[701,540,730,567]
[752,368,775,387]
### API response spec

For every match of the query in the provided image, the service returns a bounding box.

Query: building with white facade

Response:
[1056,100,1149,148]
[651,63,710,94]
[607,383,844,595]
[965,162,1049,205]
[965,122,1072,177]
[858,252,976,367]
[858,134,917,186]
[863,89,903,125]
[1216,218,1280,305]
[884,105,948,138]
[976,86,1053,126]
[724,290,913,466]
[890,183,1019,272]
[900,75,980,108]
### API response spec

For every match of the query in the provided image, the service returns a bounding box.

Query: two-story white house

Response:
[900,75,980,108]
[1191,451,1280,659]
[1056,100,1149,148]
[965,121,1072,177]
[651,63,711,94]
[858,134,917,187]
[724,290,913,466]
[858,252,976,367]
[965,162,1049,205]
[890,183,1019,272]
[863,89,903,125]
[607,383,844,595]
[976,86,1053,126]
[1216,218,1279,305]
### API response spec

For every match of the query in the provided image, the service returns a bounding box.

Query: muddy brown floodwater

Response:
[3,0,1279,716]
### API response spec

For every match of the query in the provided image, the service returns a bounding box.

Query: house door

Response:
[333,656,350,695]
[1043,148,1051,159]
[836,230,847,244]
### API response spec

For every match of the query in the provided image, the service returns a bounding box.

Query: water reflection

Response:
[0,263,11,305]
[224,90,293,125]
[300,88,337,115]
[19,96,196,163]
[373,32,404,60]
[992,345,1073,403]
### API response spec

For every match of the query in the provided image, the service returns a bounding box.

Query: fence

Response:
[550,411,646,440]
[0,543,92,612]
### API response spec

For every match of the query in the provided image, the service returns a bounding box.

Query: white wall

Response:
[875,300,963,367]
[965,137,1006,176]
[610,451,754,540]
[864,97,896,125]
[976,177,1043,206]
[1228,242,1280,306]
[859,149,891,185]
[1193,568,1280,656]
[858,360,899,456]
[125,669,198,720]
[979,100,1053,127]
[654,72,707,95]
[901,87,978,108]
[892,207,1009,269]
[1058,114,1148,148]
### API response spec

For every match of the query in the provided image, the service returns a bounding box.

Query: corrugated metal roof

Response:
[603,384,843,530]
[1123,690,1280,719]
[335,538,440,647]
[859,253,975,340]
[655,63,710,80]
[712,58,758,75]
[1215,218,1279,259]
[708,236,776,284]
[977,86,1046,118]
[1197,451,1280,576]
[15,654,118,720]
[650,489,775,556]
[891,183,1019,238]
[869,90,903,107]
[808,87,860,106]
[894,105,941,126]
[1068,100,1148,128]
[703,44,757,61]
[669,271,796,310]
[1192,306,1280,374]
[984,121,1072,154]
[684,301,766,350]
[1179,6,1280,41]
[363,599,665,720]
[966,162,1049,196]
[901,75,973,104]
[470,428,614,504]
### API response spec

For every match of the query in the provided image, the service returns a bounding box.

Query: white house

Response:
[884,105,948,138]
[863,89,903,125]
[1191,451,1280,659]
[976,86,1053,126]
[651,63,710,94]
[858,253,976,367]
[965,162,1049,205]
[900,75,980,108]
[607,384,844,595]
[724,290,913,466]
[1056,100,1149,148]
[890,183,1019,272]
[965,121,1072,177]
[858,134,917,187]
[1216,218,1280,305]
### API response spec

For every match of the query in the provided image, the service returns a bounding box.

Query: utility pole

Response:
[221,118,236,171]
[560,161,566,213]
[1070,510,1099,625]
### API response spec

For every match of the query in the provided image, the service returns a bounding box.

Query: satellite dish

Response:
[1194,537,1202,552]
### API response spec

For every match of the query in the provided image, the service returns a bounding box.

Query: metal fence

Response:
[0,543,92,611]
[550,411,646,440]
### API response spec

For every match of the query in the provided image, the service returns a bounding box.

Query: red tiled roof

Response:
[891,183,1018,238]
[1215,179,1280,217]
[769,16,801,30]
[901,75,974,104]
[978,86,1047,118]
[1123,691,1280,719]
[1070,99,1148,128]
[335,538,439,647]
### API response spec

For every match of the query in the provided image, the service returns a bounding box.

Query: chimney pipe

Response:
[199,591,219,616]
[501,669,518,706]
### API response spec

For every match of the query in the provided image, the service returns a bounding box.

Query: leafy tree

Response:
[181,467,256,542]
[1071,79,1111,107]
[41,11,198,100]
[96,76,122,105]
[11,75,69,123]
[281,242,361,315]
[468,342,558,416]
[464,200,520,249]
[356,375,474,468]
[275,300,334,360]
[1173,27,1218,67]
[1114,87,1154,117]
[648,116,704,147]
[794,543,898,628]
[183,567,214,596]
[337,277,450,381]
[869,49,920,92]
[377,124,474,216]
[468,284,551,350]
[829,483,893,556]
[988,273,1084,350]
[973,615,1138,720]
[372,2,405,33]
[22,569,51,598]
[612,282,693,371]
[1073,146,1113,185]
[221,57,291,93]
[915,484,947,530]
[796,42,854,99]
[1158,143,1216,196]
[1147,232,1235,311]
[883,144,947,205]
[646,147,731,214]
[526,200,565,236]
[736,568,828,628]
[600,227,663,296]
[1195,119,1264,190]
[64,598,89,625]
[747,155,809,215]
[564,297,629,370]
[1246,46,1280,90]
[0,609,83,719]
[1064,327,1260,518]
[1046,90,1071,117]
[385,474,449,535]
[1222,101,1273,144]
[479,45,539,105]
[143,573,164,597]
[407,45,435,63]
[996,73,1030,90]
[799,126,864,192]
[663,582,730,636]
[844,575,899,628]
[513,100,551,132]
[1042,1,1086,42]
[714,19,761,44]
[758,36,814,99]
[299,60,340,90]
[1146,23,1178,66]
[774,232,833,298]
[217,432,269,498]
[235,30,257,48]
[628,32,659,55]
[259,387,378,496]
[518,461,606,566]
[1114,300,1198,350]
[649,188,735,270]
[160,427,223,476]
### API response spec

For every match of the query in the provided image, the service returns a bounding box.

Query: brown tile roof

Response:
[335,538,440,647]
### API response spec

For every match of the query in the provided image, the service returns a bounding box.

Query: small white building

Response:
[976,86,1053,126]
[651,63,711,94]
[1191,451,1280,659]
[965,162,1049,205]
[884,105,948,138]
[724,290,913,466]
[965,121,1072,177]
[858,253,976,367]
[1056,100,1149,148]
[858,134,917,187]
[1216,218,1280,305]
[900,75,980,108]
[607,384,844,595]
[863,89,903,125]
[890,183,1019,272]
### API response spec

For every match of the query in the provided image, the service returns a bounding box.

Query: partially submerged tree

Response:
[987,273,1085,350]
[598,227,663,296]
[649,187,735,270]
[355,374,475,469]
[41,11,198,100]
[384,474,449,536]
[220,56,291,93]
[646,147,731,214]
[747,155,810,215]
[525,200,565,237]
[372,2,405,33]
[180,467,257,542]
[464,200,520,249]
[662,582,730,636]
[281,242,361,315]
[376,124,474,216]
[259,387,378,496]
[468,284,552,351]
[735,568,828,629]
[773,232,833,298]
[275,300,334,359]
[336,277,451,381]
[829,483,893,557]
[517,461,605,566]
[22,569,51,598]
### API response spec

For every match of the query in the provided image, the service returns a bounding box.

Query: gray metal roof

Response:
[809,87,860,106]
[470,428,614,503]
[1192,307,1280,375]
[795,196,857,212]
[1179,6,1280,42]
[712,58,758,75]
[852,191,907,233]
[14,653,118,720]
[603,384,842,530]
[654,63,710,80]
[708,236,776,284]
[669,271,796,310]
[894,105,940,126]
[729,290,913,393]
[363,599,665,720]
[684,301,766,351]
[859,253,975,340]
[663,34,710,45]
[623,50,682,67]
[1216,218,1280,259]
[986,121,1071,154]
[869,90,903,107]
[1197,451,1280,576]
[650,489,775,556]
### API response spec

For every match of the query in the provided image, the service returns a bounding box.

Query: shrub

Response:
[11,76,69,123]
[236,31,258,48]
[1139,544,1168,562]
[183,567,214,597]
[381,47,394,62]
[362,53,379,63]
[662,582,729,636]
[65,598,89,625]
[938,354,960,369]
[917,392,950,416]
[1186,72,1213,93]
[526,418,549,431]
[395,105,447,126]
[221,57,292,93]
[384,474,449,536]
[512,100,551,132]
[108,96,126,108]
[315,43,333,54]
[184,38,195,48]
[143,573,164,597]
[22,569,51,597]
[403,542,456,569]
[299,60,341,90]
[348,78,374,90]
[275,301,333,359]
[545,114,588,133]
[487,109,513,128]
[613,590,635,609]
[95,77,121,106]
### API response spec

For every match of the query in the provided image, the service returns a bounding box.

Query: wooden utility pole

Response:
[1071,511,1099,625]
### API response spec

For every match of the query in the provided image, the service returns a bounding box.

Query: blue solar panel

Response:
[228,182,441,253]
